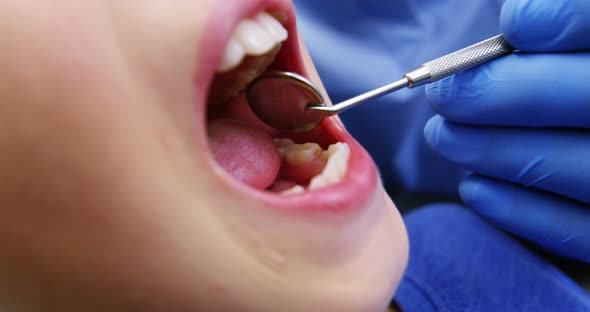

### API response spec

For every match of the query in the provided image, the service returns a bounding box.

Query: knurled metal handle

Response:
[405,34,515,87]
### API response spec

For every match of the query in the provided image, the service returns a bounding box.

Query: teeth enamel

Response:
[284,143,322,166]
[217,12,288,73]
[271,140,351,195]
[234,19,275,56]
[280,185,305,195]
[273,138,295,160]
[308,143,350,190]
[217,38,246,73]
[255,12,288,42]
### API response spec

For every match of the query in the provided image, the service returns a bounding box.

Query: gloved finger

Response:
[500,0,590,51]
[460,174,590,263]
[426,52,590,128]
[424,115,590,204]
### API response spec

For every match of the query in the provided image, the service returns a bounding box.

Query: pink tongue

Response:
[207,119,281,190]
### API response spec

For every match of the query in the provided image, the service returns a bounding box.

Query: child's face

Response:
[0,0,407,310]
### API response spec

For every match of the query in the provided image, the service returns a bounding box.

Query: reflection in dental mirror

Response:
[246,70,328,132]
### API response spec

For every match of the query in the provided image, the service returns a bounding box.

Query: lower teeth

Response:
[280,184,305,195]
[308,142,349,190]
[273,140,350,195]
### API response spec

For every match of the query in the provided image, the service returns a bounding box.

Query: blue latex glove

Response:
[424,0,590,262]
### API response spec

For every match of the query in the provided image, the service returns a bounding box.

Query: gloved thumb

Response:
[500,0,590,51]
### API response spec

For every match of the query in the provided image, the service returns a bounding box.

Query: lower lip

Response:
[200,0,379,215]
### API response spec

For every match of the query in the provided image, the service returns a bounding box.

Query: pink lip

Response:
[195,0,379,215]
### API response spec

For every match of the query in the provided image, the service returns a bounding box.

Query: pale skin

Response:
[0,1,408,311]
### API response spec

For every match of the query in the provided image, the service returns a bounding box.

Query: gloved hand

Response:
[424,0,590,262]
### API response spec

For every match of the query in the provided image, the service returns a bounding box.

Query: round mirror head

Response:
[246,71,326,132]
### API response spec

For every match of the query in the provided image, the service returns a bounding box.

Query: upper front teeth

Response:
[218,12,288,73]
[217,38,246,73]
[254,12,288,42]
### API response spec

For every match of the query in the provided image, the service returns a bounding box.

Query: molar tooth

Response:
[234,19,275,56]
[255,12,288,42]
[308,143,350,190]
[285,143,322,166]
[280,185,305,195]
[273,138,294,160]
[327,144,341,157]
[217,37,246,73]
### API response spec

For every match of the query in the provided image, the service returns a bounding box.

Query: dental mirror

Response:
[247,35,515,133]
[246,71,329,133]
[246,70,406,133]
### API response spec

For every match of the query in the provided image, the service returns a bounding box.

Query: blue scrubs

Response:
[294,0,590,310]
[397,204,590,311]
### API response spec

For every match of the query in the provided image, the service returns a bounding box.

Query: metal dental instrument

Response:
[246,34,515,133]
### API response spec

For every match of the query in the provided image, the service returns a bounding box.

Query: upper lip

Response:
[196,0,379,215]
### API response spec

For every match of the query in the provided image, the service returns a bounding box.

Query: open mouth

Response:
[198,0,378,213]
